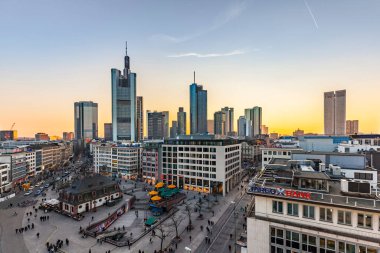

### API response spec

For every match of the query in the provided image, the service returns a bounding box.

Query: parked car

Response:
[34,190,41,196]
[24,190,33,196]
[29,186,34,190]
[44,184,49,188]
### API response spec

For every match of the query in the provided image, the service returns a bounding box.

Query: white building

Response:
[93,143,140,179]
[338,141,380,153]
[261,148,302,168]
[161,137,241,196]
[0,163,11,193]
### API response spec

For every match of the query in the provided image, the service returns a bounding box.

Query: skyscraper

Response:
[170,121,178,138]
[190,73,207,134]
[214,111,226,136]
[136,96,144,141]
[207,120,214,134]
[177,107,186,135]
[62,132,74,141]
[147,111,166,140]
[237,116,247,138]
[245,106,262,137]
[324,90,346,135]
[221,107,234,135]
[104,123,112,141]
[74,101,98,140]
[346,120,359,135]
[112,42,137,142]
[162,111,169,139]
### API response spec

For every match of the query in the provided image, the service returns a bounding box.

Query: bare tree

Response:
[184,202,193,230]
[168,212,185,239]
[195,198,204,218]
[153,224,172,252]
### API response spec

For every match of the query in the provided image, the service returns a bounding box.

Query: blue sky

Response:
[1,0,380,136]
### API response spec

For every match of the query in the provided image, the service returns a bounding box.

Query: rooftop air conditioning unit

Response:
[319,163,326,172]
[329,164,341,176]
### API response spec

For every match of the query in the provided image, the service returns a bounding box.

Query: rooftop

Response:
[63,174,117,195]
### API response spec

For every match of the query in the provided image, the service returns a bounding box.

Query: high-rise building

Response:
[324,90,346,135]
[177,107,186,135]
[162,111,169,139]
[112,42,137,142]
[0,130,17,141]
[62,132,74,141]
[147,111,166,140]
[238,116,247,138]
[190,73,207,134]
[35,133,50,141]
[346,120,359,135]
[104,123,113,141]
[207,120,214,134]
[261,125,269,135]
[214,111,226,136]
[221,107,234,135]
[136,96,144,141]
[245,107,262,137]
[74,101,98,141]
[170,121,178,138]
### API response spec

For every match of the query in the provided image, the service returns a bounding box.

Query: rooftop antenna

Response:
[193,71,195,83]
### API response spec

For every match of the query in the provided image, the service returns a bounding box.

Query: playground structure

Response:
[148,183,186,216]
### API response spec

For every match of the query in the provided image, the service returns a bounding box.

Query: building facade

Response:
[62,132,74,141]
[262,148,302,167]
[221,107,234,135]
[0,163,11,193]
[177,107,186,135]
[147,111,167,140]
[141,141,162,184]
[104,123,113,141]
[170,121,178,138]
[245,107,262,137]
[190,82,208,134]
[238,116,247,138]
[35,133,50,141]
[74,101,98,141]
[0,130,17,141]
[137,96,144,141]
[214,111,226,137]
[324,90,346,135]
[346,120,359,135]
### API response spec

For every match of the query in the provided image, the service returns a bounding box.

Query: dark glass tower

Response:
[190,73,207,134]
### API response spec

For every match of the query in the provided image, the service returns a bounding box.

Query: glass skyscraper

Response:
[190,79,207,134]
[244,106,262,137]
[74,101,98,141]
[111,42,137,142]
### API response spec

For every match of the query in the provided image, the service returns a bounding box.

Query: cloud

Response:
[151,1,247,43]
[168,49,247,58]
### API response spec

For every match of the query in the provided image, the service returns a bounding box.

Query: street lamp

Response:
[185,246,192,253]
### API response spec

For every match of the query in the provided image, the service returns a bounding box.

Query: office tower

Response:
[190,73,207,134]
[261,125,269,135]
[35,133,50,141]
[136,96,144,141]
[324,90,346,135]
[245,107,262,137]
[170,121,178,138]
[207,120,214,134]
[346,120,359,135]
[177,107,186,135]
[111,42,137,142]
[104,123,113,141]
[0,130,17,141]
[214,111,226,136]
[147,111,166,140]
[221,107,234,135]
[238,116,247,137]
[62,132,74,141]
[162,111,169,138]
[74,101,98,140]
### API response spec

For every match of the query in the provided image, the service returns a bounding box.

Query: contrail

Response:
[304,0,319,29]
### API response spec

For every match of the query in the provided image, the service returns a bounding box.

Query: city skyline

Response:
[1,1,380,137]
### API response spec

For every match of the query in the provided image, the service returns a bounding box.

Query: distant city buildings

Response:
[238,116,247,138]
[207,120,214,134]
[0,130,17,141]
[261,125,269,135]
[324,90,346,135]
[170,121,178,138]
[245,106,262,137]
[112,42,137,142]
[162,111,169,139]
[147,111,167,140]
[214,111,226,137]
[221,107,234,135]
[177,107,186,135]
[74,101,98,141]
[62,132,74,141]
[190,74,207,134]
[140,141,162,184]
[104,123,112,141]
[270,133,279,139]
[35,132,50,141]
[346,120,359,135]
[293,128,304,137]
[136,96,144,141]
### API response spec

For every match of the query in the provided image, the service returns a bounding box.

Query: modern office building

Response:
[163,111,169,139]
[35,133,50,141]
[261,125,269,135]
[147,111,166,140]
[346,120,359,135]
[141,140,162,184]
[238,116,247,138]
[0,149,27,185]
[221,107,234,135]
[104,123,113,141]
[245,107,262,137]
[247,159,380,253]
[190,76,208,134]
[62,132,74,141]
[0,130,17,141]
[0,163,11,193]
[177,107,186,135]
[93,142,140,179]
[214,111,226,136]
[161,137,241,196]
[137,96,144,141]
[170,121,178,138]
[207,120,214,134]
[324,90,346,135]
[74,101,98,141]
[111,42,137,142]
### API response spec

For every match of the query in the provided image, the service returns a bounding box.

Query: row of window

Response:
[272,200,376,229]
[163,147,217,152]
[263,150,292,156]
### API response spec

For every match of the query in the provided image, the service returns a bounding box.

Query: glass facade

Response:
[190,83,207,134]
[74,101,98,140]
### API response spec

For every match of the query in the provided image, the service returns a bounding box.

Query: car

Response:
[40,186,44,190]
[64,171,69,175]
[55,177,61,181]
[24,190,33,196]
[35,182,41,187]
[34,190,41,196]
[44,184,49,188]
[29,186,34,190]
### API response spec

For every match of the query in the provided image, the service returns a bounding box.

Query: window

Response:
[285,231,300,249]
[320,207,333,222]
[287,203,299,216]
[354,172,373,180]
[357,213,372,229]
[358,246,377,253]
[337,210,351,225]
[272,200,283,214]
[302,234,317,253]
[303,205,315,219]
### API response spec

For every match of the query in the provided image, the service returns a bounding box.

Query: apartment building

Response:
[0,163,11,193]
[261,147,302,168]
[141,140,162,184]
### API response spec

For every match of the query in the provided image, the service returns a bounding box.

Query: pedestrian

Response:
[66,238,69,245]
[201,225,203,231]
[37,232,39,238]
[189,235,192,242]
[47,216,49,221]
[230,234,232,239]
[229,245,231,251]
[15,228,18,234]
[89,249,91,253]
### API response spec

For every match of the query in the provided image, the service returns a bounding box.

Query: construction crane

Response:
[10,123,15,130]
